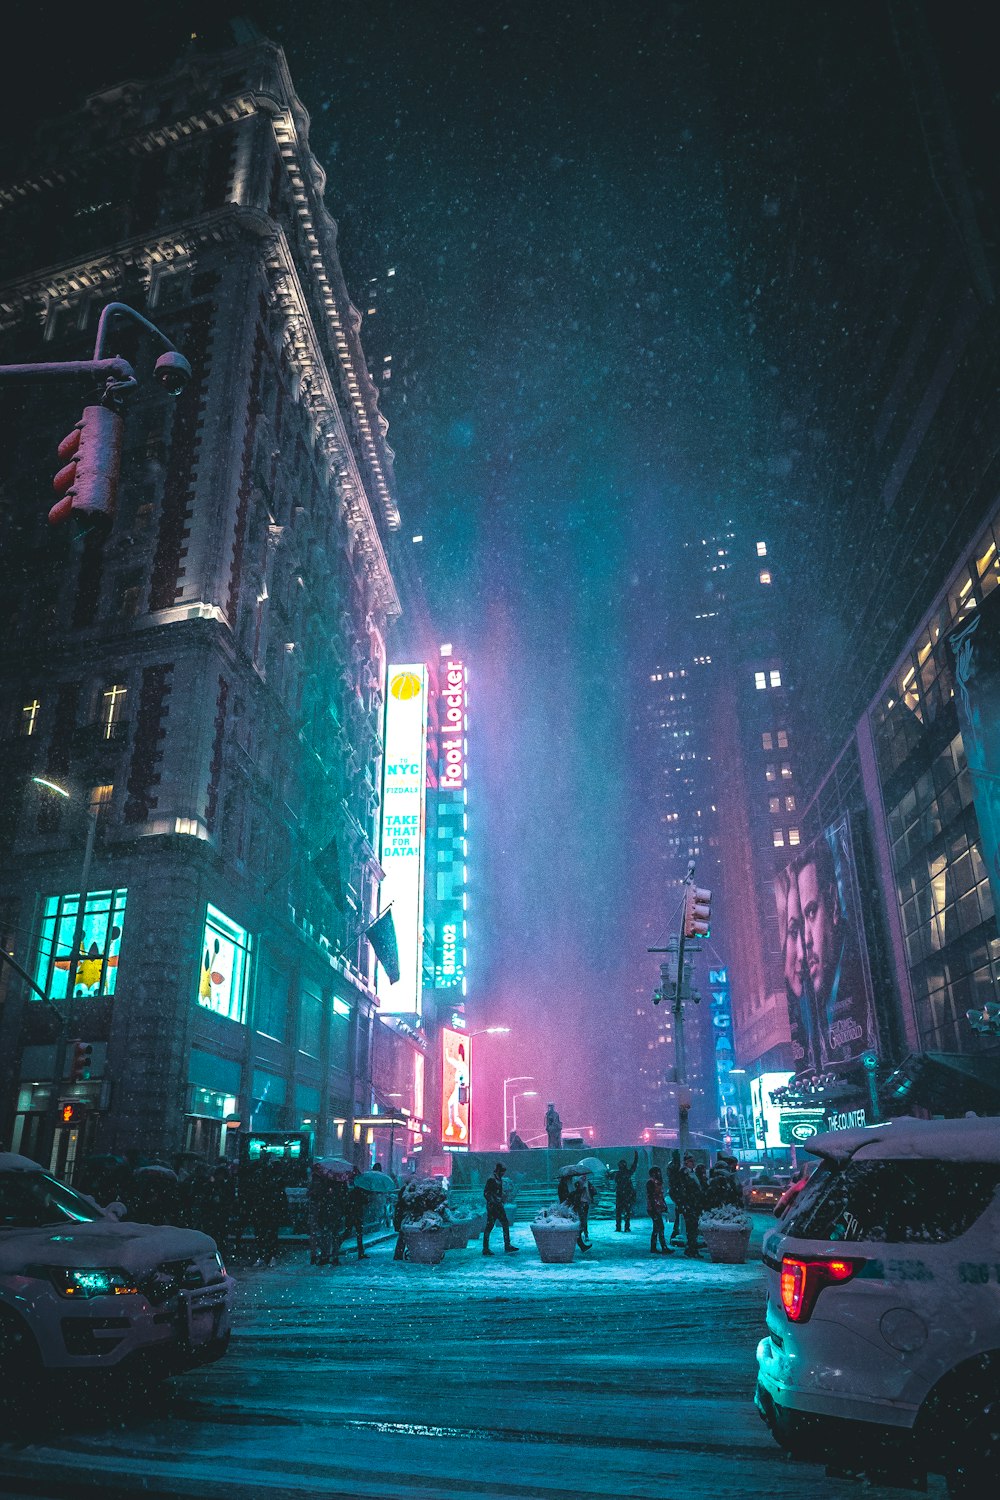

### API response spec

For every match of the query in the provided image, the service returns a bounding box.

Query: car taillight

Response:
[779,1255,859,1323]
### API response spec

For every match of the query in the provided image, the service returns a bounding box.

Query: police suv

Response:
[0,1152,233,1381]
[756,1116,1000,1496]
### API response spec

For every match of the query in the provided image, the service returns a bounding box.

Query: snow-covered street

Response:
[0,1216,945,1499]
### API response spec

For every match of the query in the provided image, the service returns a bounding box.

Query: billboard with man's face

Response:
[774,817,878,1071]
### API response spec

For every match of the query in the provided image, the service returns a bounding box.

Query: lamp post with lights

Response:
[511,1090,538,1137]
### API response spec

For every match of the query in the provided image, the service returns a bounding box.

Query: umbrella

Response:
[134,1164,178,1178]
[312,1157,354,1177]
[353,1171,397,1193]
[557,1163,589,1178]
[576,1157,608,1180]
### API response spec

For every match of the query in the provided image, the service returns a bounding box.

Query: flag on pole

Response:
[366,907,400,984]
[312,834,345,911]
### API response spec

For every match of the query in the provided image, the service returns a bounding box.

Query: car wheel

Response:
[0,1309,41,1384]
[947,1401,1000,1498]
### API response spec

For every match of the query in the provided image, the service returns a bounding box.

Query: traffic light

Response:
[967,1002,1000,1035]
[683,885,712,939]
[50,404,124,534]
[69,1039,94,1083]
[60,1101,86,1126]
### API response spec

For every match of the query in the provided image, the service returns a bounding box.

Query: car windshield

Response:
[0,1170,104,1228]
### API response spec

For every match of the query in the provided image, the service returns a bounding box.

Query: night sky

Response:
[6,3,998,1144]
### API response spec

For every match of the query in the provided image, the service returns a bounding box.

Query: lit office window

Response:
[89,784,114,818]
[198,905,252,1023]
[785,795,796,812]
[759,570,772,585]
[20,699,41,737]
[761,732,773,750]
[788,828,801,846]
[754,671,767,690]
[756,541,767,557]
[777,730,789,748]
[769,669,782,688]
[765,764,777,783]
[33,888,128,1000]
[769,797,780,815]
[773,829,785,848]
[781,762,792,779]
[101,684,127,738]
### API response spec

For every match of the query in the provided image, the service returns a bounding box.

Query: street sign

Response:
[862,1051,878,1071]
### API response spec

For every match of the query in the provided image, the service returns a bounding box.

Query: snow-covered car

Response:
[0,1152,234,1379]
[755,1117,1000,1495]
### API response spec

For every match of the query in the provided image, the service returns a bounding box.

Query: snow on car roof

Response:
[0,1152,46,1173]
[805,1115,1000,1164]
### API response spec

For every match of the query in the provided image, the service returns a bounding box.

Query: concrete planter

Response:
[531,1223,579,1263]
[443,1221,470,1250]
[702,1224,751,1264]
[402,1226,447,1264]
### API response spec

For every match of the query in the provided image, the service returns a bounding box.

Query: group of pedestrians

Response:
[616,1149,742,1257]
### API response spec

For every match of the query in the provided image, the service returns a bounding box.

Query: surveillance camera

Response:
[154,350,192,397]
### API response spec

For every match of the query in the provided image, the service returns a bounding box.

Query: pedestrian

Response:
[666,1149,684,1246]
[613,1151,639,1232]
[392,1182,408,1260]
[202,1164,236,1258]
[346,1174,367,1259]
[676,1151,706,1257]
[569,1172,595,1251]
[707,1154,743,1211]
[483,1162,519,1255]
[646,1166,671,1254]
[251,1155,286,1266]
[309,1165,347,1267]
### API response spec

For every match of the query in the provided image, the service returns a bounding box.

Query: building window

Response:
[20,699,40,737]
[769,796,780,815]
[788,828,801,846]
[759,570,772,585]
[777,730,789,748]
[773,829,785,848]
[785,795,796,812]
[198,905,252,1023]
[761,732,773,750]
[754,671,767,690]
[101,684,127,739]
[756,541,767,557]
[769,669,782,688]
[781,762,793,779]
[765,764,777,782]
[33,887,128,1000]
[297,979,324,1058]
[89,784,114,818]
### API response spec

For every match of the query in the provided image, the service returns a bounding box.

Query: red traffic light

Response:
[50,405,123,534]
[684,886,712,939]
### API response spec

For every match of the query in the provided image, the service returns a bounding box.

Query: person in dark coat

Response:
[614,1151,639,1232]
[646,1166,671,1255]
[345,1176,367,1260]
[675,1152,706,1257]
[392,1182,408,1260]
[202,1164,236,1257]
[483,1163,518,1254]
[251,1156,287,1266]
[707,1155,743,1211]
[309,1168,348,1267]
[569,1173,595,1251]
[666,1149,684,1246]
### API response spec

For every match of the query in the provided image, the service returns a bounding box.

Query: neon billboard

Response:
[441,1025,471,1148]
[378,664,428,1016]
[439,659,467,789]
[434,654,468,992]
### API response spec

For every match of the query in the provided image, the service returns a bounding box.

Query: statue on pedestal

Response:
[544,1103,562,1150]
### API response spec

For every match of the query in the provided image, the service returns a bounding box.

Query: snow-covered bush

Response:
[402,1211,445,1232]
[700,1203,752,1232]
[533,1202,580,1227]
[400,1178,447,1221]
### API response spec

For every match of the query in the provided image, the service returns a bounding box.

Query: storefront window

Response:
[33,888,127,1000]
[198,904,251,1023]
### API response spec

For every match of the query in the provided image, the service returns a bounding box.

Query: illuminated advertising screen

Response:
[950,583,1000,923]
[434,656,468,992]
[34,888,128,1000]
[378,664,429,1016]
[774,817,878,1072]
[750,1070,793,1150]
[198,904,252,1023]
[441,1025,471,1148]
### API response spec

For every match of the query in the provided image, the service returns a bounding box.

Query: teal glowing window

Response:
[33,888,128,1000]
[198,904,251,1023]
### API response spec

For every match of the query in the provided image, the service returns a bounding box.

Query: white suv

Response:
[756,1116,1000,1496]
[0,1152,234,1380]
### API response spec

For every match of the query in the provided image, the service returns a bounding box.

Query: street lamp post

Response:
[511,1090,537,1136]
[503,1075,534,1149]
[32,778,99,1175]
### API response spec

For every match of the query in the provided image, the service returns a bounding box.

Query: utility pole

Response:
[650,861,710,1153]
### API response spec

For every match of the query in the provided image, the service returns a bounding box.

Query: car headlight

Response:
[41,1267,139,1299]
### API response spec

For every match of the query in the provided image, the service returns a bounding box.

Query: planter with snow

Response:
[530,1204,580,1263]
[402,1213,448,1264]
[700,1205,753,1264]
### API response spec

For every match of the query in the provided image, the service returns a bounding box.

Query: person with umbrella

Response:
[483,1162,518,1255]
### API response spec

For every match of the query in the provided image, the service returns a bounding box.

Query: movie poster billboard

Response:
[774,817,878,1072]
[949,582,1000,923]
[440,1026,471,1148]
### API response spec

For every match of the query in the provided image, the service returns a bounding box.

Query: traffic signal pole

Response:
[673,866,695,1153]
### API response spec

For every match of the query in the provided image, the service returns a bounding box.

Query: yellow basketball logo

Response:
[390,671,423,700]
